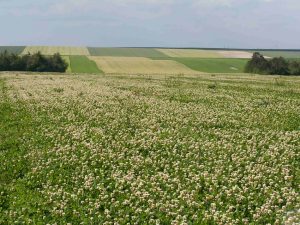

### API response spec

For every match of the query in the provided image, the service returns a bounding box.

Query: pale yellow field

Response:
[89,56,199,74]
[157,49,253,58]
[21,46,90,56]
[218,51,253,59]
[157,49,222,58]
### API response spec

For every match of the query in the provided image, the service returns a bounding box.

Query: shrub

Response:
[245,53,299,76]
[0,51,68,73]
[288,60,300,75]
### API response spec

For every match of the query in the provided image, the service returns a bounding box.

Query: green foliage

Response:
[245,52,300,75]
[245,52,270,74]
[69,56,102,74]
[0,74,300,224]
[0,51,68,72]
[288,60,300,75]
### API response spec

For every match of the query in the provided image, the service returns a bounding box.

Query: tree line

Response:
[245,52,300,75]
[0,51,68,72]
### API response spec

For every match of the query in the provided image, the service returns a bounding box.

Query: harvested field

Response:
[89,56,198,74]
[0,46,25,54]
[218,50,253,58]
[69,56,102,74]
[88,47,167,57]
[157,49,253,58]
[157,49,222,58]
[21,46,90,56]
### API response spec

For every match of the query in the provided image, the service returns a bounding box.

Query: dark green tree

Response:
[268,57,290,75]
[245,52,270,74]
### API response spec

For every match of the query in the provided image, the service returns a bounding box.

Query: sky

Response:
[0,0,299,48]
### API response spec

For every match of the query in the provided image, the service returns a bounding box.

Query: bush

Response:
[245,52,270,74]
[289,60,300,75]
[245,52,300,76]
[268,57,289,75]
[0,51,68,73]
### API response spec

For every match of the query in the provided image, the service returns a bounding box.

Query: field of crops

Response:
[21,46,90,56]
[1,72,299,224]
[172,58,248,73]
[254,51,300,58]
[88,47,167,57]
[69,56,103,74]
[157,49,253,58]
[90,56,197,74]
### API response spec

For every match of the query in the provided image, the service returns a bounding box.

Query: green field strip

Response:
[0,46,25,55]
[87,47,168,57]
[69,56,103,74]
[168,58,248,73]
[62,56,72,73]
[250,51,300,58]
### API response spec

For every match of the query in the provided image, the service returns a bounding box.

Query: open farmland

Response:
[89,56,198,74]
[157,49,253,58]
[0,46,25,54]
[157,49,222,58]
[69,56,103,74]
[1,73,299,224]
[253,50,300,58]
[21,46,90,56]
[88,47,167,57]
[171,58,249,73]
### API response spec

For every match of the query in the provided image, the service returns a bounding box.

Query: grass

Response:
[62,56,72,73]
[21,46,90,56]
[0,73,299,224]
[88,47,168,57]
[0,78,45,224]
[170,58,249,73]
[0,46,25,55]
[89,56,197,74]
[69,56,103,74]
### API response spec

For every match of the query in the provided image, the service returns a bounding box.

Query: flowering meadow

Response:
[0,73,299,224]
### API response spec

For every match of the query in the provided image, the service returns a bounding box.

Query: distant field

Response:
[171,58,248,73]
[157,49,222,58]
[0,46,25,54]
[70,56,102,74]
[157,49,253,58]
[253,51,300,58]
[22,46,90,56]
[90,56,198,74]
[88,47,168,57]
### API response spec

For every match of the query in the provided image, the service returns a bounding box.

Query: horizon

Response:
[1,45,300,51]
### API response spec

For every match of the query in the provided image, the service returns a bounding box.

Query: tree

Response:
[268,57,290,75]
[288,60,300,75]
[245,52,270,74]
[48,53,68,72]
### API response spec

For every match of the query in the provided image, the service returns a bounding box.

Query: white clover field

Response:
[0,73,299,224]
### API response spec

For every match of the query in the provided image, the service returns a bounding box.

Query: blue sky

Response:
[0,0,299,48]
